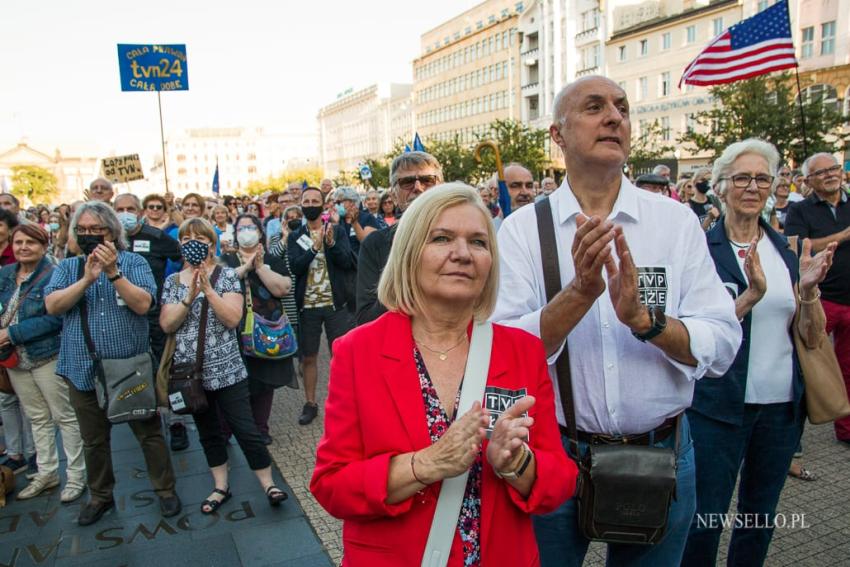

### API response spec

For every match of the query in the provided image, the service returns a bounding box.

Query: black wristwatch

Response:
[632,306,667,342]
[108,271,123,283]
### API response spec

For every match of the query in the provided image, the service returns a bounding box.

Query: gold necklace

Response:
[414,332,468,361]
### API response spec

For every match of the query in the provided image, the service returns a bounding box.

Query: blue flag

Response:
[302,180,308,189]
[212,162,220,195]
[404,144,411,153]
[412,133,425,152]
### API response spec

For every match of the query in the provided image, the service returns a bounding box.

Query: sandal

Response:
[266,485,288,507]
[787,465,817,482]
[201,488,232,514]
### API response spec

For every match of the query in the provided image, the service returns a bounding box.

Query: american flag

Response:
[679,1,797,88]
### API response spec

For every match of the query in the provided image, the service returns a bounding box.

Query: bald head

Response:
[552,75,624,126]
[504,163,534,209]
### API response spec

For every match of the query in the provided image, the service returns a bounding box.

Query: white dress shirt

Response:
[492,177,741,435]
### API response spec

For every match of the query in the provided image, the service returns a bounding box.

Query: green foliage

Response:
[628,119,675,171]
[241,166,325,196]
[10,165,58,205]
[678,73,848,164]
[348,120,551,188]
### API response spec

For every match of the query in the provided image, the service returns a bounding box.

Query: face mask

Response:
[236,228,260,248]
[48,222,60,232]
[336,204,347,218]
[181,239,209,267]
[695,180,710,194]
[117,212,139,232]
[287,219,302,231]
[302,206,323,222]
[77,234,104,256]
[237,206,244,214]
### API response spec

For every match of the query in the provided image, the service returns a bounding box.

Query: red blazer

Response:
[310,311,576,567]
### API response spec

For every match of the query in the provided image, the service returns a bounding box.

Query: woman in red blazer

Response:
[310,183,576,566]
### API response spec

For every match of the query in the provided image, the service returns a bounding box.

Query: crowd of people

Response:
[1,74,849,567]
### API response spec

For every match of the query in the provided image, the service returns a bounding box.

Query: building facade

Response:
[412,0,525,145]
[0,141,98,204]
[317,84,413,178]
[164,127,313,196]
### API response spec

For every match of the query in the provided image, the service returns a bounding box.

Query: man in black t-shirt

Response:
[114,194,187,450]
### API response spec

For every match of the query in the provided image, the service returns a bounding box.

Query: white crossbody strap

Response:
[421,321,493,567]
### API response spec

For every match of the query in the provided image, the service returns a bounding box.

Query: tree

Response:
[473,119,550,181]
[241,166,325,196]
[678,73,848,164]
[426,135,478,183]
[628,119,676,172]
[10,165,58,205]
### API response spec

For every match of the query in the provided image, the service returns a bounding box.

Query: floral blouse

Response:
[414,348,482,567]
[162,267,247,391]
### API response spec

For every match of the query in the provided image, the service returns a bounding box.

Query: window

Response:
[661,32,671,50]
[684,113,697,133]
[639,39,648,56]
[618,45,627,62]
[686,25,696,44]
[821,21,835,55]
[496,33,501,51]
[638,77,648,100]
[801,27,814,58]
[757,0,770,11]
[712,18,723,37]
[660,72,671,97]
[661,117,671,141]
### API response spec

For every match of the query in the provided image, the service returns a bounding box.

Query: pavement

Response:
[3,335,849,566]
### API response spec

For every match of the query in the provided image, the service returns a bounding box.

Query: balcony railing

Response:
[522,81,540,91]
[575,27,599,44]
[575,66,599,78]
[521,47,539,58]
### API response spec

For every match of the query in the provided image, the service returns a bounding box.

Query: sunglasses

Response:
[147,204,164,211]
[397,175,438,190]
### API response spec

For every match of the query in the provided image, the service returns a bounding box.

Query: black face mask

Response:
[77,234,104,256]
[287,219,302,231]
[695,180,710,194]
[302,206,323,222]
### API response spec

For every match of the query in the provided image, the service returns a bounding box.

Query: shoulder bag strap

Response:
[75,259,99,362]
[1,265,54,327]
[422,321,493,567]
[195,265,222,372]
[534,198,579,456]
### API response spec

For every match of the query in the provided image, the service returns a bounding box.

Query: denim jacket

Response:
[0,256,62,361]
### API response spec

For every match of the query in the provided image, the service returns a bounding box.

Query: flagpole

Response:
[784,0,809,159]
[157,90,170,193]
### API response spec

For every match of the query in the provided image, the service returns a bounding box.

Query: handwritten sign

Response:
[102,154,144,183]
[117,44,189,92]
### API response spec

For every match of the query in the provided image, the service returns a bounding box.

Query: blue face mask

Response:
[48,222,60,232]
[117,212,139,232]
[336,204,347,218]
[181,239,209,267]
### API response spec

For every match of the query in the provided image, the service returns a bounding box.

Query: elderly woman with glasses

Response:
[683,139,836,567]
[44,201,180,526]
[311,184,574,566]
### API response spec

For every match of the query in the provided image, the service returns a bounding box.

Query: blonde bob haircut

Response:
[178,217,218,244]
[377,183,499,321]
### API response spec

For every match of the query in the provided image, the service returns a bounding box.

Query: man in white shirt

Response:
[492,76,740,567]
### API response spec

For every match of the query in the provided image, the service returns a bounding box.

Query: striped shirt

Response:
[269,234,300,328]
[44,252,157,391]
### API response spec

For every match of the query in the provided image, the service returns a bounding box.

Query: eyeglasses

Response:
[396,175,438,190]
[74,225,109,235]
[809,164,842,178]
[720,174,774,189]
[146,204,164,211]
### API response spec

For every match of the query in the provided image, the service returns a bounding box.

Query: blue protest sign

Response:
[117,44,189,92]
[359,164,372,180]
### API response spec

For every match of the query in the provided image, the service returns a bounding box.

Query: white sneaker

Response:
[61,483,87,504]
[16,474,59,500]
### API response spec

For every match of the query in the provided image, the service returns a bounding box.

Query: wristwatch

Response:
[107,271,123,283]
[632,306,667,342]
[494,442,533,480]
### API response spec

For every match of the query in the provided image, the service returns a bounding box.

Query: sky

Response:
[0,0,481,161]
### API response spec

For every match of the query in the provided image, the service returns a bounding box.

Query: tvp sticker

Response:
[483,387,527,439]
[637,266,669,310]
[168,392,186,412]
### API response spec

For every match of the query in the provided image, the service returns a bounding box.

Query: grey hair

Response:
[652,164,670,175]
[711,138,780,196]
[89,177,113,191]
[389,151,443,186]
[801,152,838,177]
[70,201,128,250]
[335,186,361,205]
[282,205,302,219]
[114,193,141,209]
